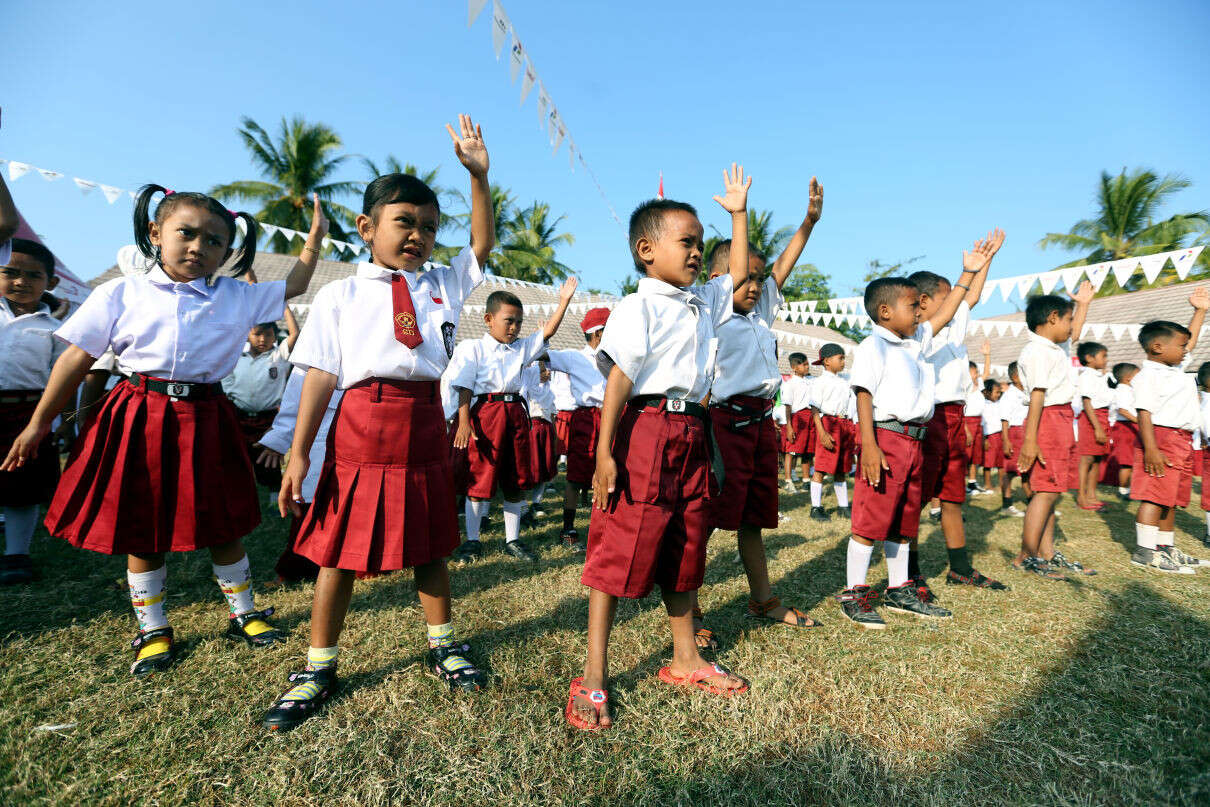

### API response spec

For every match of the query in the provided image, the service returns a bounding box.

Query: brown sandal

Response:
[691,607,719,651]
[746,596,821,628]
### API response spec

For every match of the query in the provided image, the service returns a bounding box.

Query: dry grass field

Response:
[3,481,1209,806]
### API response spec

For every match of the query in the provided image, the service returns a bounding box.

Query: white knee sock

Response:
[846,538,874,589]
[1156,530,1175,549]
[3,505,39,556]
[128,566,168,632]
[502,500,524,544]
[213,555,256,616]
[834,482,849,508]
[810,481,823,507]
[465,499,488,542]
[1135,523,1158,549]
[884,540,909,587]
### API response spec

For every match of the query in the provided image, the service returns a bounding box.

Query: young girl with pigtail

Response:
[2,186,327,676]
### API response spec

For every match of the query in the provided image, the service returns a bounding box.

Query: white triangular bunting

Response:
[100,184,123,204]
[1015,274,1037,298]
[1086,264,1110,291]
[491,0,509,57]
[1038,270,1061,294]
[1138,253,1168,284]
[805,300,817,313]
[37,168,63,182]
[998,278,1014,302]
[8,161,31,181]
[1009,322,1026,336]
[468,0,489,25]
[1059,266,1085,291]
[1110,257,1137,287]
[509,34,524,82]
[552,120,565,154]
[1110,324,1128,340]
[1091,323,1108,339]
[1173,246,1204,280]
[1127,324,1142,339]
[520,61,536,104]
[73,177,98,194]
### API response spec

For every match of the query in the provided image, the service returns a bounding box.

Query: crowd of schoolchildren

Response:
[1,116,1207,734]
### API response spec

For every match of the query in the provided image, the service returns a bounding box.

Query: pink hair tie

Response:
[163,188,175,196]
[228,209,238,217]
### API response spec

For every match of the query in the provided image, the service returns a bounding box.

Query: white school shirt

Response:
[222,341,292,412]
[596,274,733,402]
[809,370,854,418]
[549,370,576,412]
[710,276,783,401]
[781,374,813,414]
[1016,332,1075,407]
[1200,391,1210,443]
[923,300,972,404]
[290,247,483,388]
[1132,360,1200,432]
[447,331,547,397]
[964,384,986,418]
[54,267,286,383]
[0,297,64,389]
[981,398,1001,436]
[998,384,1029,427]
[848,323,937,423]
[545,346,605,408]
[1077,367,1113,409]
[521,364,557,420]
[257,371,343,503]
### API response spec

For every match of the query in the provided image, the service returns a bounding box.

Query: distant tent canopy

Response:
[10,206,91,306]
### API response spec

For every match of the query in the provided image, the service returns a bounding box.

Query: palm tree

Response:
[490,202,575,283]
[1038,168,1210,293]
[211,116,360,254]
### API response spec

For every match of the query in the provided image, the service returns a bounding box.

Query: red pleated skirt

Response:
[293,378,458,573]
[0,396,60,506]
[45,379,261,554]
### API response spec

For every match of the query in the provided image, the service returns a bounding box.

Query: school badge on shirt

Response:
[269,366,279,379]
[442,322,457,358]
[395,311,418,336]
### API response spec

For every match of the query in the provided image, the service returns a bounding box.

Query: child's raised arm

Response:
[712,163,752,291]
[770,177,823,289]
[922,231,996,335]
[964,229,1004,309]
[541,276,579,342]
[284,305,301,352]
[284,194,328,299]
[446,114,494,267]
[1185,287,1209,355]
[981,340,991,379]
[1068,281,1095,343]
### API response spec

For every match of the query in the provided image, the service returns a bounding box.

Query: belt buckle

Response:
[668,399,685,413]
[167,383,188,398]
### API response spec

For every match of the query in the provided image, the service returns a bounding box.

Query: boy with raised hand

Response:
[906,230,1006,600]
[1130,288,1210,573]
[1013,283,1095,580]
[837,235,996,629]
[565,165,753,731]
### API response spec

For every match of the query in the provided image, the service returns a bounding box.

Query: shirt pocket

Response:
[18,327,56,377]
[426,308,459,359]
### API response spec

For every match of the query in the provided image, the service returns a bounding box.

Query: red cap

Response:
[811,343,845,365]
[580,307,611,334]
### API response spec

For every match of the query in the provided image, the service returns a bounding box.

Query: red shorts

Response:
[785,410,813,455]
[583,405,711,598]
[1111,421,1139,467]
[1130,426,1193,508]
[554,410,572,455]
[1193,447,1203,478]
[565,406,600,486]
[814,414,854,476]
[449,420,470,495]
[922,402,968,504]
[709,396,779,531]
[852,426,925,540]
[466,399,535,499]
[964,415,984,467]
[45,378,260,555]
[1003,425,1023,474]
[0,396,60,507]
[982,432,1002,469]
[1024,405,1075,494]
[529,416,559,484]
[1077,407,1111,457]
[294,379,458,573]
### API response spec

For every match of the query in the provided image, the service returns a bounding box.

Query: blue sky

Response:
[6,0,1209,315]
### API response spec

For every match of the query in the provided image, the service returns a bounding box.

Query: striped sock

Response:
[281,646,338,702]
[213,556,272,636]
[427,622,473,672]
[128,566,170,661]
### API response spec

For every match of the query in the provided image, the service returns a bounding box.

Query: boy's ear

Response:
[47,276,59,291]
[483,312,492,326]
[355,213,374,243]
[635,235,655,268]
[877,302,891,322]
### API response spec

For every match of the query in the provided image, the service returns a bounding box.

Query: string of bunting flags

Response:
[467,0,622,226]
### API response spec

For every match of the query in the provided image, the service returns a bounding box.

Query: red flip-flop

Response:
[564,677,610,731]
[657,663,749,696]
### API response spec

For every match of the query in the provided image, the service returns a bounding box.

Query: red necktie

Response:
[391,274,423,348]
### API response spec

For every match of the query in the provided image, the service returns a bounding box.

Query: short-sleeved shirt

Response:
[923,300,972,404]
[1077,367,1113,409]
[257,371,343,502]
[54,267,286,383]
[545,346,605,408]
[549,370,576,411]
[447,331,547,397]
[998,384,1029,427]
[222,340,292,412]
[848,323,937,423]
[981,398,1001,435]
[964,385,986,418]
[809,370,854,418]
[1016,332,1075,407]
[291,247,482,388]
[521,364,557,419]
[710,276,783,401]
[0,297,64,390]
[596,274,733,402]
[781,374,813,413]
[1133,360,1199,431]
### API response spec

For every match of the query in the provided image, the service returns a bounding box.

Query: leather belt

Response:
[875,419,928,441]
[237,407,278,419]
[711,398,773,431]
[0,391,42,405]
[125,373,222,401]
[482,392,524,403]
[631,395,708,419]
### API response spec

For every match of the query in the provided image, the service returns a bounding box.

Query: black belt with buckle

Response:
[875,419,928,440]
[631,395,708,419]
[710,398,773,431]
[125,373,222,401]
[237,407,278,420]
[0,390,42,405]
[482,392,524,404]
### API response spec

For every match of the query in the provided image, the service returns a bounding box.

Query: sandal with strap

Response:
[426,642,487,693]
[745,595,821,628]
[691,607,719,652]
[564,676,611,731]
[657,662,749,696]
[225,607,287,648]
[261,666,339,731]
[130,626,175,677]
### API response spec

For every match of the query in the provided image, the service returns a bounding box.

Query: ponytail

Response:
[229,212,259,277]
[133,184,169,260]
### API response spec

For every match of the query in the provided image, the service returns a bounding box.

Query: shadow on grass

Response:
[604,581,1210,806]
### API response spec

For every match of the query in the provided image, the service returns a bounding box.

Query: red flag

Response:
[656,172,664,200]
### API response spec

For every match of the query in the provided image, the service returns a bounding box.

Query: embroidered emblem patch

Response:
[394,311,418,335]
[269,367,279,380]
[441,322,457,358]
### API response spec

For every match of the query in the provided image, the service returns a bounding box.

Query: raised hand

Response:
[712,163,751,215]
[1069,280,1095,305]
[308,192,330,240]
[1189,286,1210,311]
[445,114,489,178]
[962,228,1005,274]
[980,339,991,356]
[558,275,579,303]
[806,176,823,224]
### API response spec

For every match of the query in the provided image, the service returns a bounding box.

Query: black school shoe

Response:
[909,575,937,604]
[262,666,339,731]
[809,506,829,521]
[504,540,538,562]
[0,554,33,585]
[130,627,176,677]
[225,608,287,648]
[883,584,953,619]
[559,529,586,553]
[837,506,852,519]
[836,586,886,629]
[427,642,487,693]
[453,540,484,562]
[945,569,1009,590]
